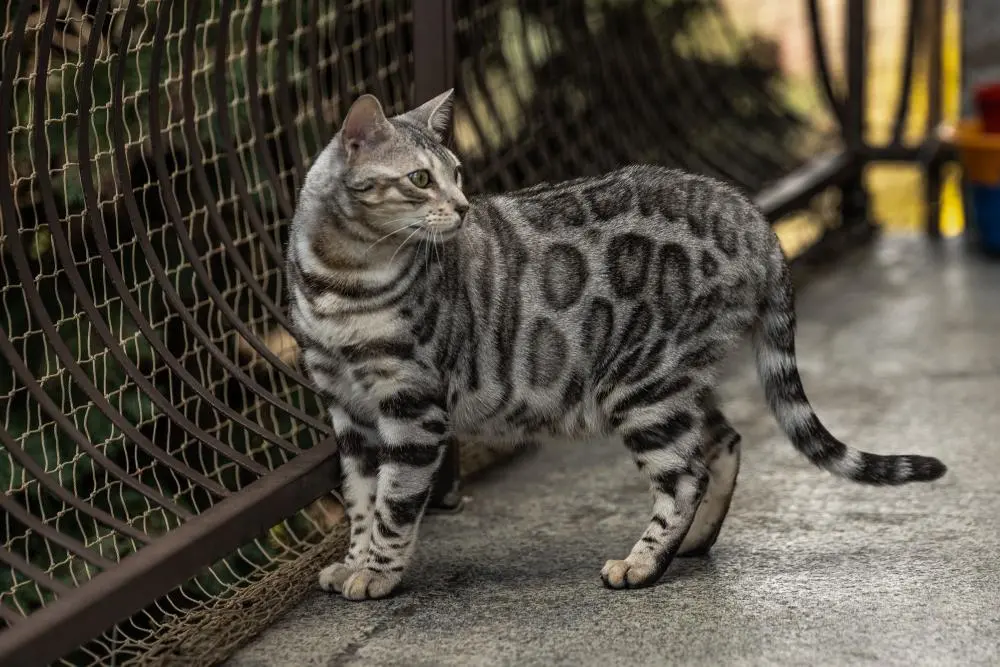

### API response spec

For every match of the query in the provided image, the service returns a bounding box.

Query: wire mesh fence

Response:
[0,0,946,664]
[1,1,417,663]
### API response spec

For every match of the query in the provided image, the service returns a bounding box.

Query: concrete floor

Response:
[230,237,1000,667]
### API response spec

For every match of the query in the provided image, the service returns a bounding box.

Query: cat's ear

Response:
[401,89,455,142]
[340,94,391,156]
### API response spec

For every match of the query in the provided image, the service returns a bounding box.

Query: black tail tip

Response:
[910,455,948,482]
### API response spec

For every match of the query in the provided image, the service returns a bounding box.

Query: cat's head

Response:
[336,90,468,242]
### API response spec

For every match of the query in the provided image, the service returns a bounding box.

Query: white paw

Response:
[318,562,357,593]
[600,556,662,589]
[341,568,403,601]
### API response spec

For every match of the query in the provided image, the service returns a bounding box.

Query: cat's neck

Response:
[294,205,420,295]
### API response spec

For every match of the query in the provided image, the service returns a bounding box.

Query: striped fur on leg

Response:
[604,403,709,589]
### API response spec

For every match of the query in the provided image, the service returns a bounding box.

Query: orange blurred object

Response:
[946,119,1000,186]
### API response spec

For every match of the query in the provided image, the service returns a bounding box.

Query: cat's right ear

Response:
[340,94,390,157]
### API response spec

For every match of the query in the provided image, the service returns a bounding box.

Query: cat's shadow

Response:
[415,546,721,594]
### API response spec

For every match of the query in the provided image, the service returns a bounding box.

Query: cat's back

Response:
[469,165,772,259]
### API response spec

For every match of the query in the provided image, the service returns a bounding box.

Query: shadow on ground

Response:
[231,236,1000,667]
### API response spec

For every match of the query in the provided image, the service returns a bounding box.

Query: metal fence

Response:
[0,0,948,664]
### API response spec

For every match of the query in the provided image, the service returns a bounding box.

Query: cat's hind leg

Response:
[678,392,741,557]
[602,397,710,589]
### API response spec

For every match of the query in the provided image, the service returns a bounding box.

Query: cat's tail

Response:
[751,254,946,486]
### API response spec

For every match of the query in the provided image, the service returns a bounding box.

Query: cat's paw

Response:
[318,562,357,593]
[600,557,661,589]
[341,568,402,601]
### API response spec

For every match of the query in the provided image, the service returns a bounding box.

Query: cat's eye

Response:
[407,170,431,188]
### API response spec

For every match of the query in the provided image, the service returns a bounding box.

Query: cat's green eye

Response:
[407,170,431,188]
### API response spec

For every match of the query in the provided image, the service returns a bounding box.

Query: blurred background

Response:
[727,0,964,248]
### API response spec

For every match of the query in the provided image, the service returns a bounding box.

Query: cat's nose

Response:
[455,202,469,221]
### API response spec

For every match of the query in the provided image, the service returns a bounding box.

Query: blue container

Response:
[966,183,1000,255]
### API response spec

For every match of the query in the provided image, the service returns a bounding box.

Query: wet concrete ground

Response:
[231,237,1000,666]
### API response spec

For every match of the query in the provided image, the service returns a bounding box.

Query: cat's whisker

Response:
[432,229,442,266]
[388,226,422,264]
[423,232,431,274]
[365,219,418,254]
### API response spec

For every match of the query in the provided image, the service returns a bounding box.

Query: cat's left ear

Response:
[401,89,455,142]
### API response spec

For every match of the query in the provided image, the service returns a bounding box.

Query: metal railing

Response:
[0,1,949,664]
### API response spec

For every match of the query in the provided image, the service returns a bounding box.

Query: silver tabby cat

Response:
[287,90,947,601]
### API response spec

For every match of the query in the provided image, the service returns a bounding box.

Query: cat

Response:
[286,90,947,601]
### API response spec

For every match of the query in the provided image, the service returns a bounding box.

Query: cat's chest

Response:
[292,300,407,352]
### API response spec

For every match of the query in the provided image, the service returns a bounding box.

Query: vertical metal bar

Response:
[844,0,868,152]
[413,0,455,106]
[924,0,945,238]
[413,0,462,512]
[890,0,925,146]
[806,0,846,130]
[841,0,872,230]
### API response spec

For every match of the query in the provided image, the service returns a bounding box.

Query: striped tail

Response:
[752,257,946,486]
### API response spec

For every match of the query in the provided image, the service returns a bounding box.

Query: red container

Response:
[975,83,1000,134]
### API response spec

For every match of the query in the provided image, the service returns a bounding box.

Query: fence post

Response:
[841,0,874,232]
[413,0,463,513]
[923,0,945,238]
[413,0,455,106]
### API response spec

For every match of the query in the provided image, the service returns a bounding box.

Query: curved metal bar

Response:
[48,0,277,476]
[891,0,924,146]
[807,0,847,130]
[245,0,295,219]
[334,0,352,114]
[0,603,21,626]
[360,1,387,104]
[76,0,311,455]
[391,0,413,108]
[108,0,329,438]
[0,548,72,598]
[275,0,307,181]
[0,327,189,529]
[146,0,315,389]
[923,0,943,136]
[308,0,331,148]
[0,433,342,667]
[28,0,249,488]
[213,0,284,268]
[176,1,293,334]
[7,0,231,499]
[0,494,115,570]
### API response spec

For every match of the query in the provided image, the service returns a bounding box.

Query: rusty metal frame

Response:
[0,1,953,664]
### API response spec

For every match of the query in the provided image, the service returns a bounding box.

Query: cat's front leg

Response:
[318,405,379,593]
[339,390,449,601]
